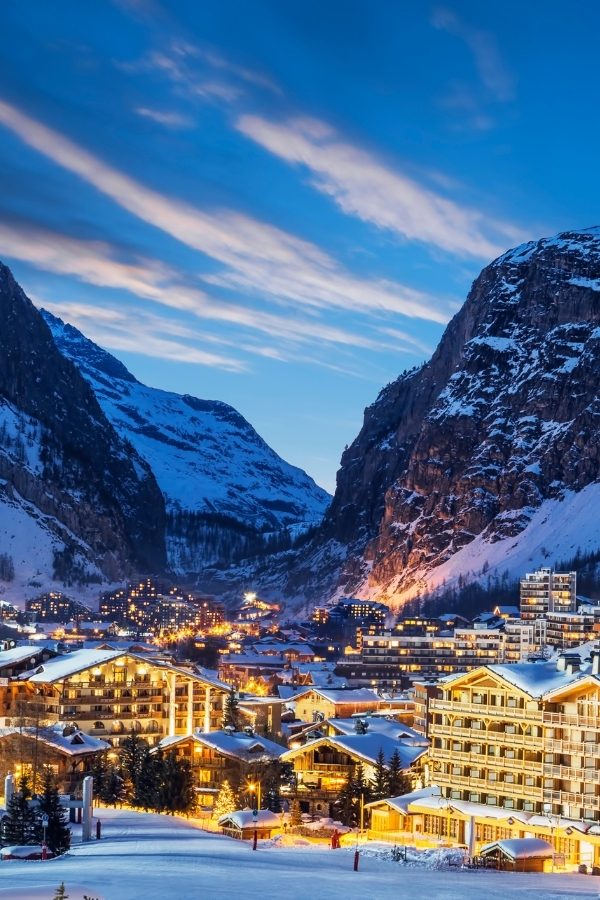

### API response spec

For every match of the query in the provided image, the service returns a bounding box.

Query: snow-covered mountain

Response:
[282,227,600,609]
[0,263,166,601]
[41,310,330,572]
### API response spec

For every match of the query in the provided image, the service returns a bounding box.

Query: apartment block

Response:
[520,568,577,619]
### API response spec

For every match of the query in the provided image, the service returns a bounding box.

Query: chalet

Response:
[0,722,109,793]
[282,732,427,817]
[155,729,285,809]
[291,688,382,723]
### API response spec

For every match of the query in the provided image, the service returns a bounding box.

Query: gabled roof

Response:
[282,733,425,770]
[26,649,123,682]
[326,717,427,745]
[0,646,54,670]
[0,723,109,756]
[156,730,285,762]
[23,649,230,689]
[218,809,281,829]
[290,687,380,704]
[480,838,553,860]
[365,786,440,814]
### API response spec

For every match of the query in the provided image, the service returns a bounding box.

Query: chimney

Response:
[591,649,600,676]
[557,652,581,675]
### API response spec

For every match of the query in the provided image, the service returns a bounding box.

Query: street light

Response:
[247,780,261,811]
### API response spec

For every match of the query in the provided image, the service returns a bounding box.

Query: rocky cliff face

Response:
[41,310,330,573]
[0,262,166,593]
[297,228,600,606]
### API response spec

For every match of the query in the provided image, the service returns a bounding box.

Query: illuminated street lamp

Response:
[247,780,261,811]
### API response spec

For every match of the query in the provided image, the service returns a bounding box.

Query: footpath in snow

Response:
[0,808,599,900]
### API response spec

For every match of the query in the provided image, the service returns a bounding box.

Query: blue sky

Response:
[0,1,597,493]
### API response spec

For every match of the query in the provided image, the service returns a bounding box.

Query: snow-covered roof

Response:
[487,660,590,699]
[291,687,380,704]
[26,649,123,681]
[156,730,285,762]
[365,786,440,814]
[218,809,281,829]
[0,646,52,669]
[0,723,109,755]
[480,838,553,860]
[326,717,427,745]
[283,733,425,769]
[220,654,286,667]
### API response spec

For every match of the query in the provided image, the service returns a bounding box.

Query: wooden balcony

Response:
[432,700,542,722]
[433,748,542,771]
[544,711,600,730]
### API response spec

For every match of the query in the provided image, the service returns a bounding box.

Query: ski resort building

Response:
[414,643,600,867]
[520,568,577,619]
[0,648,230,746]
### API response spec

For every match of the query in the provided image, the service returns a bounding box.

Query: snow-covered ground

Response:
[0,808,598,900]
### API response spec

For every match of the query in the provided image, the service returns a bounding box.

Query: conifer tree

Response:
[120,731,148,786]
[100,768,126,807]
[90,752,108,801]
[371,747,389,801]
[135,748,162,811]
[386,749,411,797]
[222,688,239,730]
[289,798,302,828]
[37,768,71,855]
[335,768,358,827]
[53,883,68,899]
[159,752,196,815]
[2,775,40,846]
[211,779,237,822]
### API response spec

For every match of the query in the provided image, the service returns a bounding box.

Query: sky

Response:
[0,2,599,493]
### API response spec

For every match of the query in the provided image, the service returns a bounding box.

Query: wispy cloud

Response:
[431,7,515,103]
[39,299,247,371]
[0,99,451,325]
[0,219,408,366]
[236,114,526,259]
[134,106,193,128]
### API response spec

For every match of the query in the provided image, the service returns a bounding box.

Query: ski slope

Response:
[0,808,596,900]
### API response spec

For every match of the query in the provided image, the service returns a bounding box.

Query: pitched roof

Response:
[365,786,440,814]
[283,733,426,769]
[0,646,52,669]
[290,687,380,704]
[480,838,553,860]
[218,809,281,829]
[0,723,109,755]
[157,730,285,762]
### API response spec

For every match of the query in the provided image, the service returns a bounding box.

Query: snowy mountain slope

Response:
[41,311,331,571]
[282,227,600,608]
[0,263,166,601]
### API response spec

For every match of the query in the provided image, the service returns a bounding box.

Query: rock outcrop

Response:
[295,228,600,606]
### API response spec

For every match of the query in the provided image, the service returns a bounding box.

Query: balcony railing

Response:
[543,764,600,783]
[431,699,542,722]
[543,711,600,730]
[433,748,542,771]
[432,725,540,745]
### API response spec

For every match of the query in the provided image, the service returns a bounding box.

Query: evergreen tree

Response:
[289,798,302,828]
[371,747,388,801]
[386,749,411,797]
[90,752,108,801]
[2,776,40,846]
[334,765,371,827]
[222,688,239,730]
[100,768,126,807]
[158,752,196,815]
[211,779,237,822]
[134,748,161,811]
[335,769,358,827]
[120,731,148,786]
[53,884,68,899]
[37,768,71,855]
